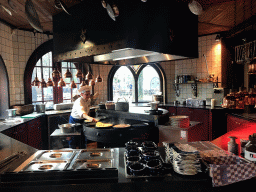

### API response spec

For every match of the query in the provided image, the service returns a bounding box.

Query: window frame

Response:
[24,40,89,106]
[108,63,166,103]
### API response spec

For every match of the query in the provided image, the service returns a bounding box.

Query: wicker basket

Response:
[12,104,34,116]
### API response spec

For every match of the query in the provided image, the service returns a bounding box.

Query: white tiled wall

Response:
[0,22,52,106]
[1,21,222,106]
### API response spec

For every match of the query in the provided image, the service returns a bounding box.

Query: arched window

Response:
[25,40,88,109]
[0,55,9,119]
[113,66,135,102]
[109,64,165,103]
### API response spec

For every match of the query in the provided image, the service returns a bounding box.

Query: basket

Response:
[12,104,34,116]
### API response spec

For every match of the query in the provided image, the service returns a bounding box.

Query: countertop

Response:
[1,147,253,191]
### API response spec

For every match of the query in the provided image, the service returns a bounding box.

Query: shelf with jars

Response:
[222,87,256,113]
[173,75,220,97]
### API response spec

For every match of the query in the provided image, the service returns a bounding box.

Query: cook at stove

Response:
[69,86,99,124]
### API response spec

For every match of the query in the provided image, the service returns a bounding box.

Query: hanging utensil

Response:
[25,0,43,32]
[55,0,71,15]
[106,3,116,21]
[188,0,203,15]
[0,3,12,16]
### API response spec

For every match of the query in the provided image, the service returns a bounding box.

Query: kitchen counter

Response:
[0,110,72,133]
[130,103,224,110]
[1,146,254,192]
[228,112,256,122]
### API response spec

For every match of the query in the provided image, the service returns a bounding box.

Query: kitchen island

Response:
[0,141,254,192]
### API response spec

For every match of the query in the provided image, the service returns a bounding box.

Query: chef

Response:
[69,86,98,124]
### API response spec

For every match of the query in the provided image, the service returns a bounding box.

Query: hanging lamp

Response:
[95,64,103,83]
[70,80,77,88]
[75,63,83,79]
[41,78,47,88]
[64,62,72,79]
[32,31,40,87]
[89,79,95,86]
[58,78,66,87]
[86,71,93,80]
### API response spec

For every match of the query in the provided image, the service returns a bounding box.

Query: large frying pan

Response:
[25,0,43,32]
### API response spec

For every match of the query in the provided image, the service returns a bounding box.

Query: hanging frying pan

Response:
[25,0,43,32]
[106,3,116,21]
[188,0,203,15]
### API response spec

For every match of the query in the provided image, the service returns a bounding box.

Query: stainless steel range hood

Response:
[53,0,198,65]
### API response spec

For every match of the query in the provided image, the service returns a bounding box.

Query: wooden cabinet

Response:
[2,116,47,150]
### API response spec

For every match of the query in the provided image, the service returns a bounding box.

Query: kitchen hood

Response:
[53,0,198,65]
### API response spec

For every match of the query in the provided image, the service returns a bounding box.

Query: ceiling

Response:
[0,0,256,36]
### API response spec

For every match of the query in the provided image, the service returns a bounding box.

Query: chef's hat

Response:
[78,86,91,93]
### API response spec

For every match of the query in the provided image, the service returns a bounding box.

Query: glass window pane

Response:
[113,66,135,102]
[32,86,43,102]
[63,87,71,100]
[138,65,160,102]
[43,87,53,101]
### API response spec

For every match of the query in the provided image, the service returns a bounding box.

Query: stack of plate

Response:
[169,116,190,128]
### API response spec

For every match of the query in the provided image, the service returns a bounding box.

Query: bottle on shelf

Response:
[229,89,236,109]
[235,87,244,109]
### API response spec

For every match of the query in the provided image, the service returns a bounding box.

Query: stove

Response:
[83,117,159,148]
[1,149,119,184]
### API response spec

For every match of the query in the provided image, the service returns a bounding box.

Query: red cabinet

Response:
[227,114,249,132]
[2,116,46,150]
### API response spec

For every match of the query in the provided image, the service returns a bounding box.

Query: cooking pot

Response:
[152,94,163,103]
[115,98,129,112]
[58,123,76,133]
[149,101,159,110]
[36,104,45,113]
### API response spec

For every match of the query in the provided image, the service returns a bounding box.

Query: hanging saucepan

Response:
[25,0,43,32]
[106,3,116,21]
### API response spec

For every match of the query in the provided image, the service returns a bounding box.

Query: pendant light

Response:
[32,30,40,87]
[95,64,103,83]
[85,63,93,80]
[80,64,89,87]
[64,62,72,79]
[46,35,54,87]
[75,67,83,79]
[89,79,95,86]
[70,80,77,88]
[58,78,66,87]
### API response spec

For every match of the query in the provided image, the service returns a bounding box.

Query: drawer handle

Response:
[235,122,241,125]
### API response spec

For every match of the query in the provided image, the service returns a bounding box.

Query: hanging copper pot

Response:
[58,78,66,87]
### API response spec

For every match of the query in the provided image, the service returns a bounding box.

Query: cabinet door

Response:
[13,124,28,145]
[168,106,177,116]
[177,107,192,118]
[191,109,209,141]
[227,114,248,132]
[27,118,43,149]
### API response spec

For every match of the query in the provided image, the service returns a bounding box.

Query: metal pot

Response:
[115,98,129,112]
[58,123,75,133]
[36,104,45,113]
[149,101,159,110]
[152,95,163,103]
